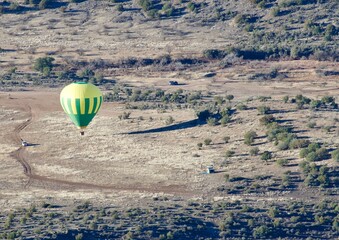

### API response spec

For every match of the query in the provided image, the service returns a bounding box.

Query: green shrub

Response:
[139,0,153,11]
[244,23,254,32]
[321,96,335,104]
[75,233,83,240]
[276,159,289,167]
[203,49,225,60]
[331,149,339,162]
[257,105,270,115]
[332,219,339,232]
[283,95,289,103]
[325,24,336,40]
[118,112,131,120]
[34,57,54,73]
[116,4,124,11]
[20,216,27,224]
[315,147,328,160]
[220,115,231,126]
[277,140,289,150]
[259,115,276,125]
[187,2,196,12]
[308,142,320,152]
[322,126,332,133]
[9,2,20,10]
[6,232,17,240]
[226,95,234,102]
[307,121,316,128]
[237,103,247,110]
[89,221,98,230]
[306,152,317,161]
[234,14,247,25]
[261,151,272,161]
[266,123,293,142]
[223,136,230,143]
[225,150,235,157]
[162,4,175,17]
[257,0,266,8]
[244,131,257,145]
[310,100,322,109]
[204,138,212,145]
[39,0,46,9]
[207,117,218,126]
[270,7,280,17]
[253,225,269,238]
[147,9,159,18]
[268,206,279,218]
[258,96,272,102]
[165,116,175,125]
[214,96,224,105]
[250,147,259,156]
[224,174,230,182]
[289,139,310,149]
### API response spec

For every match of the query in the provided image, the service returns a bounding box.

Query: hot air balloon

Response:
[60,82,102,135]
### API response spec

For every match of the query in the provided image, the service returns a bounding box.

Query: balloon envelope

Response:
[60,82,102,133]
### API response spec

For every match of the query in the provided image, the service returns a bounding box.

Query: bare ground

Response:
[0,0,338,213]
[0,64,338,210]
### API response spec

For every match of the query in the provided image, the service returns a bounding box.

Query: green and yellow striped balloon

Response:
[60,82,102,135]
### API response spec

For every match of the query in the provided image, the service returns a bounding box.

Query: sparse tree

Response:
[204,138,212,145]
[75,233,83,240]
[220,115,231,126]
[34,57,54,73]
[226,95,234,102]
[331,149,339,162]
[250,147,259,156]
[244,131,257,145]
[276,159,289,167]
[165,116,175,125]
[307,121,316,128]
[253,225,269,238]
[261,151,272,162]
[257,106,270,115]
[225,150,235,157]
[271,7,280,17]
[116,4,124,11]
[207,117,218,126]
[224,174,230,182]
[283,95,289,103]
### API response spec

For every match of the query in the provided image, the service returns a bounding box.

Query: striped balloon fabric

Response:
[60,82,102,135]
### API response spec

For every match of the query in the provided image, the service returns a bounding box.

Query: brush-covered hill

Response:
[0,0,338,70]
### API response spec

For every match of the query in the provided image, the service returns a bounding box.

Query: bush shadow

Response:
[127,118,206,135]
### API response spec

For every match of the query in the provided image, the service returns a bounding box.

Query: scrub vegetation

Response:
[1,198,339,239]
[0,0,338,239]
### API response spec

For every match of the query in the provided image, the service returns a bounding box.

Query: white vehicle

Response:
[21,140,28,147]
[206,165,215,174]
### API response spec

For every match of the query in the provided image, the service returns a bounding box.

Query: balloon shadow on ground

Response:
[126,119,205,135]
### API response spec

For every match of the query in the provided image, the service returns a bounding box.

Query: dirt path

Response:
[10,105,33,176]
[8,102,192,196]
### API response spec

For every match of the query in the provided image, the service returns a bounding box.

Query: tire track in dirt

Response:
[10,105,33,176]
[10,105,192,195]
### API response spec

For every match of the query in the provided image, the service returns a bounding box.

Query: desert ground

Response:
[0,0,338,238]
[1,60,338,211]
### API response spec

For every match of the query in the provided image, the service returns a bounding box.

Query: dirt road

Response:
[4,92,192,195]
